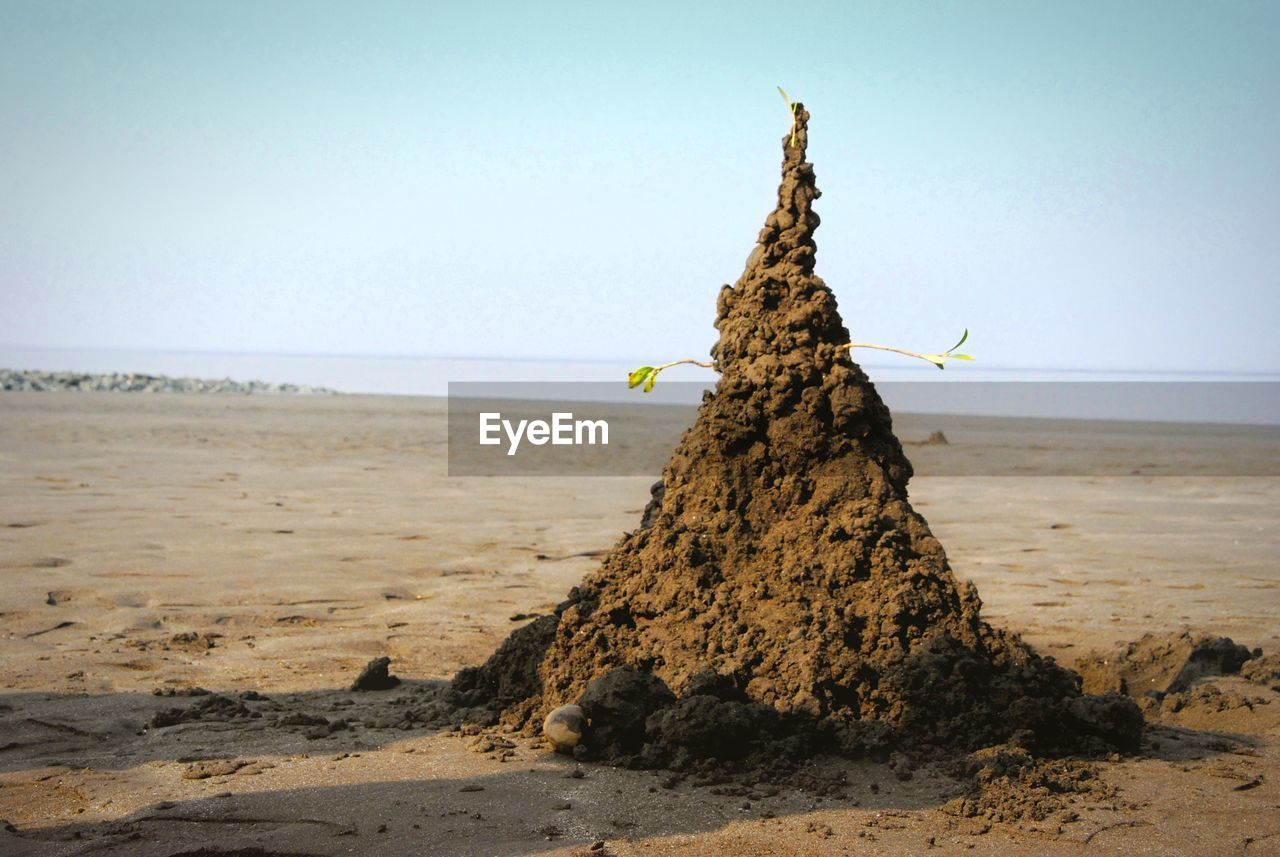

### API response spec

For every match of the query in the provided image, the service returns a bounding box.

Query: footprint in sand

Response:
[107,592,150,609]
[44,587,115,607]
[28,557,72,568]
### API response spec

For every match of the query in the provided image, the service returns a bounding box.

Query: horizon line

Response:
[2,342,1278,380]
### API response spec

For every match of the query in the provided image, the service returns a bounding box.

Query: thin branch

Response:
[654,358,715,371]
[837,342,939,363]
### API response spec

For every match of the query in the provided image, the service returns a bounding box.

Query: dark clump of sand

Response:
[350,655,401,691]
[150,693,260,728]
[448,104,1143,782]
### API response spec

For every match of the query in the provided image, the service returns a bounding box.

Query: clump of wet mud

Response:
[450,104,1142,776]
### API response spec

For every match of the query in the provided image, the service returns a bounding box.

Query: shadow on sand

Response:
[0,681,1252,857]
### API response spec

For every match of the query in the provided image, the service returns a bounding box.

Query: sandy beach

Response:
[1,390,1278,856]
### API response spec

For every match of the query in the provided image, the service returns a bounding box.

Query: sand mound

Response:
[451,104,1141,769]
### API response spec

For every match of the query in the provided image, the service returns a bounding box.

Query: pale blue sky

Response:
[1,1,1277,373]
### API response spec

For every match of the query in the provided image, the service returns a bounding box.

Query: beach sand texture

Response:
[1,391,1278,855]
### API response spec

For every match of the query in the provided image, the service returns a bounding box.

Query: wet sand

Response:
[1,391,1277,855]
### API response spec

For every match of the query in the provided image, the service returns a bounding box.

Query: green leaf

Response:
[920,354,947,369]
[628,366,654,389]
[643,368,659,392]
[946,328,969,354]
[949,353,974,361]
[777,85,792,108]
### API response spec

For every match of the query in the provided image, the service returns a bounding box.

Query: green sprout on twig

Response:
[627,358,715,393]
[628,330,974,392]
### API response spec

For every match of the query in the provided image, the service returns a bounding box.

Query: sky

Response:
[1,1,1277,374]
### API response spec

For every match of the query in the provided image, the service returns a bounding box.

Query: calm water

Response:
[2,346,1278,426]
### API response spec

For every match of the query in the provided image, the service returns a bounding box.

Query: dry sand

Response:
[1,391,1277,856]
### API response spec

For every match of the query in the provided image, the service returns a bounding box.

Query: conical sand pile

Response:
[451,105,1141,768]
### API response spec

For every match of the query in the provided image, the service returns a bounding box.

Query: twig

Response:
[836,329,972,370]
[654,358,714,371]
[838,342,939,363]
[777,86,799,148]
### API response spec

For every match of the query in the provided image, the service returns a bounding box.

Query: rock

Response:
[543,704,586,753]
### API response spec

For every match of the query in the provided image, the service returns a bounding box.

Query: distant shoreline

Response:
[0,367,336,396]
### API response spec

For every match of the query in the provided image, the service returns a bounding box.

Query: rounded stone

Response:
[542,704,585,753]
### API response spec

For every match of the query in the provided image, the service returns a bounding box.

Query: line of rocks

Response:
[1,368,337,395]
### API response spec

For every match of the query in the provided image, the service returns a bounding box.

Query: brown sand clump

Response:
[1077,631,1269,724]
[1077,630,1255,700]
[943,744,1118,825]
[1242,652,1280,692]
[451,104,1141,768]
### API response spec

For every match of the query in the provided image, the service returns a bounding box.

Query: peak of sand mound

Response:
[450,105,1141,770]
